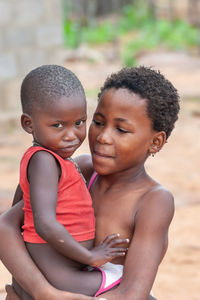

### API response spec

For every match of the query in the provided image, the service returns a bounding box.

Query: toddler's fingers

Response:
[111,247,128,253]
[102,233,120,244]
[111,251,126,257]
[108,238,129,247]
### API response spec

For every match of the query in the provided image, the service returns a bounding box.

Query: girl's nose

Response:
[96,129,112,144]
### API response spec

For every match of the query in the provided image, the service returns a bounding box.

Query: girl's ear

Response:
[149,131,166,156]
[21,113,33,134]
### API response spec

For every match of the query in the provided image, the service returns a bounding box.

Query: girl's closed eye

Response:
[93,119,103,126]
[117,127,130,133]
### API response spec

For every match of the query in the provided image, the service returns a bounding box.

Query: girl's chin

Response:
[93,163,113,176]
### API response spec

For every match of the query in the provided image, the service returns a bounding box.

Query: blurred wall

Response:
[0,0,63,113]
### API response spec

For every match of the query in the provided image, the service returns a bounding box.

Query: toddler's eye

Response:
[75,119,85,126]
[53,123,63,128]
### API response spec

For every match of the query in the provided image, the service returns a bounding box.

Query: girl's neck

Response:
[97,165,149,191]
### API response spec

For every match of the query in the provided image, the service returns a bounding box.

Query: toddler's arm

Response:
[28,151,127,266]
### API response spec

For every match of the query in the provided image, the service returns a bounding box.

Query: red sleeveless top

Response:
[21,146,95,243]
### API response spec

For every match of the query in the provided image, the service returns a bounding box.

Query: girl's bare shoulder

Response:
[136,183,175,229]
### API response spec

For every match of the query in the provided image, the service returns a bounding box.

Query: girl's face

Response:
[89,88,156,175]
[30,95,87,159]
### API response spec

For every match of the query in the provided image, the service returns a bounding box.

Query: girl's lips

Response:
[93,150,114,158]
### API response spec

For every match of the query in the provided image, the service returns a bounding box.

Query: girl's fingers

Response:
[5,285,21,300]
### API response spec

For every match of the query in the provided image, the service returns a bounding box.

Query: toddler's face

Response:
[31,95,87,159]
[89,88,156,175]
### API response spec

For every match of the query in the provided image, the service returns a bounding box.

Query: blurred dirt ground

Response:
[0,51,200,299]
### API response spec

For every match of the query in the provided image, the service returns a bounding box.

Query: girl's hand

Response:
[5,284,107,300]
[5,285,21,300]
[89,233,129,267]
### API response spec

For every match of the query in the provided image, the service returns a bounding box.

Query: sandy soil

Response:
[0,51,200,299]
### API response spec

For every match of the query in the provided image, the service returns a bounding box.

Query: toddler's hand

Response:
[89,233,129,267]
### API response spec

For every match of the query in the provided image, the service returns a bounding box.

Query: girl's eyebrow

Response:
[115,117,127,122]
[94,113,131,124]
[94,112,104,118]
[114,117,132,125]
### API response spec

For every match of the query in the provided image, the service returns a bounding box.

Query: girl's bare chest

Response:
[92,190,138,241]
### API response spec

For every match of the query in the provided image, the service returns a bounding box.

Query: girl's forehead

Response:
[97,88,148,115]
[95,88,152,127]
[100,88,145,104]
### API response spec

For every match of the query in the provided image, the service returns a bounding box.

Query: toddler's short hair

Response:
[98,66,180,139]
[21,64,85,114]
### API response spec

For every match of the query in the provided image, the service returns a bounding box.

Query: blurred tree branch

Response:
[187,0,200,26]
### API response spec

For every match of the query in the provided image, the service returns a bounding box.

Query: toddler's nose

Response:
[63,130,76,141]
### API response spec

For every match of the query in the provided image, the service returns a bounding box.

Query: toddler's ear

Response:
[21,113,33,134]
[149,131,166,156]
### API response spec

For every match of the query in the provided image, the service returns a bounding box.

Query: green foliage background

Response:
[63,1,199,66]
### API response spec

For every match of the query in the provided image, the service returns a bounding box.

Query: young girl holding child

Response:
[0,66,180,300]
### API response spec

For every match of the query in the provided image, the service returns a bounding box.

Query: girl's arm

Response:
[74,154,94,185]
[0,201,61,300]
[28,151,126,267]
[101,188,174,300]
[0,203,106,300]
[12,184,23,207]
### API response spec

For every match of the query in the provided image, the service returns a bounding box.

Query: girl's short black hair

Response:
[98,66,180,139]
